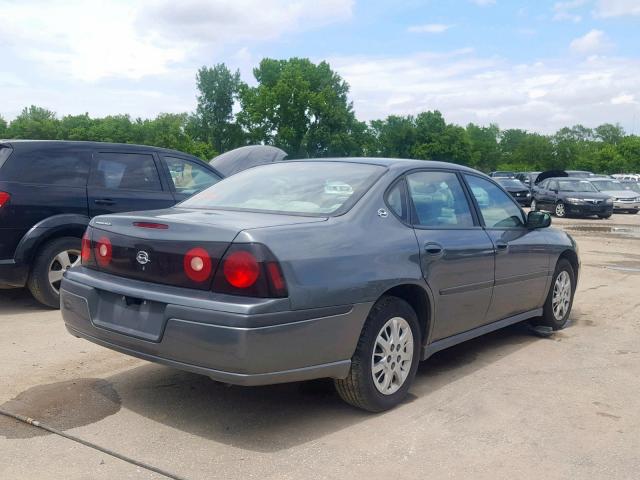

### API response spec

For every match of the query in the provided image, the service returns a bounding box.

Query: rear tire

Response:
[334,296,421,412]
[536,259,575,330]
[27,236,81,309]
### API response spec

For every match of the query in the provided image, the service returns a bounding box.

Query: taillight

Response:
[0,191,10,207]
[81,231,93,264]
[183,247,212,282]
[213,244,287,298]
[95,236,112,267]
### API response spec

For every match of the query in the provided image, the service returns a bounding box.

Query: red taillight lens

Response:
[213,244,288,298]
[223,250,259,288]
[81,232,92,264]
[0,191,10,207]
[183,247,212,282]
[95,236,112,267]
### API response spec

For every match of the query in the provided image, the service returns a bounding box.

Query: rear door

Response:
[88,151,175,216]
[406,170,495,341]
[160,155,222,202]
[464,174,551,322]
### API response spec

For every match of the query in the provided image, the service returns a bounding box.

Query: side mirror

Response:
[527,211,551,229]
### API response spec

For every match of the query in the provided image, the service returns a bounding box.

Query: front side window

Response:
[2,149,90,187]
[181,161,385,216]
[465,175,524,228]
[163,156,221,195]
[91,153,162,191]
[406,171,474,227]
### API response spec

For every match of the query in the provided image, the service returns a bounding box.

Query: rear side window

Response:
[0,146,13,171]
[406,171,474,227]
[1,148,90,187]
[91,152,162,192]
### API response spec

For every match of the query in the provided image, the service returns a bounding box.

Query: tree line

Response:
[1,57,639,174]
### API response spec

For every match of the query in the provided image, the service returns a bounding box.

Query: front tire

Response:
[554,201,566,218]
[536,259,575,330]
[334,296,421,412]
[27,236,81,308]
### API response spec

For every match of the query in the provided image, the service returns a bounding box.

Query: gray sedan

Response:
[61,158,579,411]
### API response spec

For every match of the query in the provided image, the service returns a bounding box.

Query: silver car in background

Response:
[588,178,640,214]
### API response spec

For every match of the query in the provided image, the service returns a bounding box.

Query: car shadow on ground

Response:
[0,318,551,451]
[103,322,542,452]
[0,288,49,315]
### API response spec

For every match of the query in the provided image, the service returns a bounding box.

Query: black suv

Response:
[0,140,222,307]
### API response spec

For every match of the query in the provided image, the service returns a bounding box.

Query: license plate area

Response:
[91,290,167,342]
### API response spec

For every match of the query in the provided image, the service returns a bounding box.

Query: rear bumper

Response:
[60,269,370,386]
[0,259,28,288]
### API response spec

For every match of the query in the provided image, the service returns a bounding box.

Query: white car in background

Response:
[589,178,640,214]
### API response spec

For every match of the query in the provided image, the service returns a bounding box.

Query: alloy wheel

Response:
[552,271,571,321]
[48,249,81,294]
[371,317,414,395]
[555,202,565,217]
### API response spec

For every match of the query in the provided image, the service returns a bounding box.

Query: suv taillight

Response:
[0,191,10,207]
[212,243,287,298]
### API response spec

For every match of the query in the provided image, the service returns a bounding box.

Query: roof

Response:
[0,139,205,162]
[288,157,484,174]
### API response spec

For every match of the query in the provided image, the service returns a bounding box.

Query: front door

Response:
[88,151,176,217]
[464,174,551,322]
[406,170,495,341]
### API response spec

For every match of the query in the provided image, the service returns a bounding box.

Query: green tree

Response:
[617,136,640,172]
[411,111,472,165]
[137,113,216,159]
[368,116,416,158]
[239,58,363,158]
[466,123,500,171]
[58,113,95,140]
[7,106,59,139]
[0,115,7,137]
[194,64,244,153]
[594,123,625,145]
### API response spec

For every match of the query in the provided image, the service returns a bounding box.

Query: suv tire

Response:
[27,236,81,308]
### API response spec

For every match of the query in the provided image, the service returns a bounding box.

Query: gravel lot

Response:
[1,213,639,480]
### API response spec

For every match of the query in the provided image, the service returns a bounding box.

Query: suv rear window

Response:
[1,148,90,187]
[0,146,13,171]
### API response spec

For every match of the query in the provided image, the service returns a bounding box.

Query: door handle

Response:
[495,241,509,252]
[424,243,444,256]
[94,198,115,205]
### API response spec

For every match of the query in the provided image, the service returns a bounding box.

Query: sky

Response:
[1,0,639,134]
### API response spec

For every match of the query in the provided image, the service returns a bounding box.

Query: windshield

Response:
[497,179,526,188]
[558,180,598,192]
[622,183,640,193]
[180,161,385,216]
[591,180,623,191]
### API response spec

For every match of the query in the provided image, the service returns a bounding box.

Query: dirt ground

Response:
[1,212,639,480]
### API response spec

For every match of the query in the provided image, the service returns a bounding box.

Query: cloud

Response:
[469,0,496,6]
[329,50,640,133]
[553,0,587,22]
[0,0,354,82]
[407,24,453,34]
[594,0,640,17]
[142,0,354,43]
[570,29,614,55]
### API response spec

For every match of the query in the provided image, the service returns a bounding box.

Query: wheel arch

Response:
[15,214,89,265]
[558,248,579,283]
[375,282,433,348]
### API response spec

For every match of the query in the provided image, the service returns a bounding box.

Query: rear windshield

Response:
[558,180,598,192]
[0,146,13,171]
[497,179,526,188]
[180,161,385,216]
